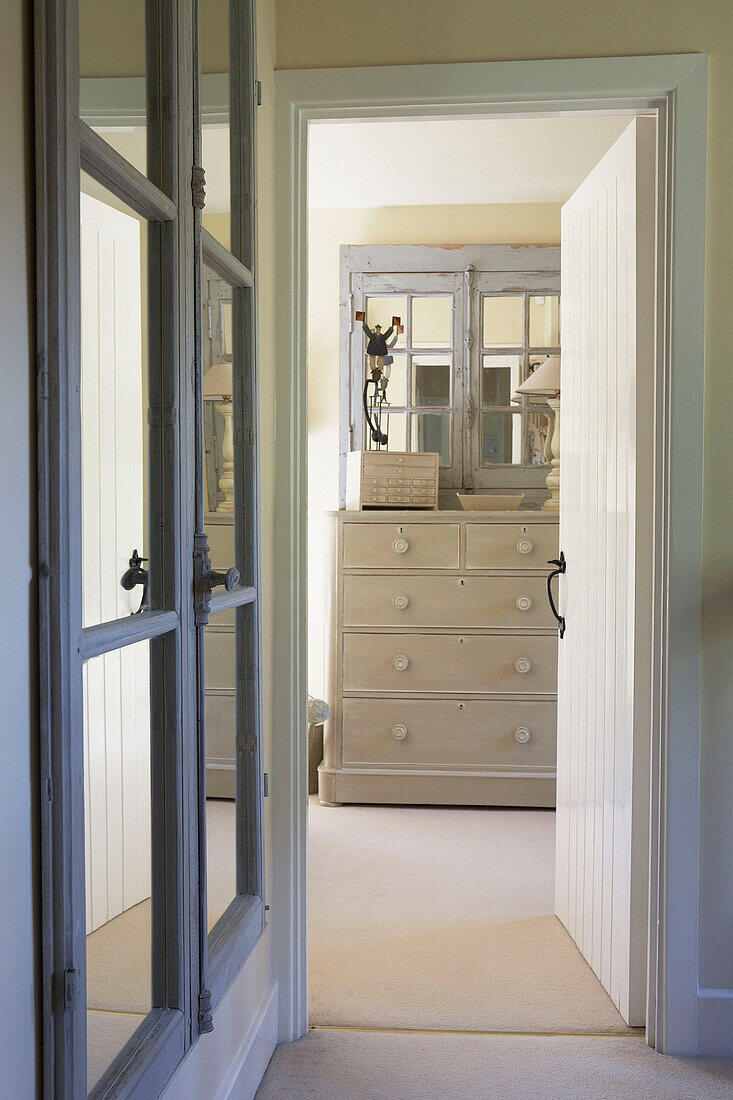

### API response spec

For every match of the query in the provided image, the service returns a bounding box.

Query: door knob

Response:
[204,566,240,592]
[393,538,409,554]
[514,657,532,674]
[392,654,409,671]
[392,594,410,609]
[515,595,532,612]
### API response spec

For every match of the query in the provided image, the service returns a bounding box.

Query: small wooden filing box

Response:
[345,450,439,510]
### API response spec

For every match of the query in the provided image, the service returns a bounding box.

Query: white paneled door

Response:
[80,193,151,933]
[555,118,656,1026]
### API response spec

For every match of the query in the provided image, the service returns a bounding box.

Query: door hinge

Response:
[246,428,256,446]
[263,772,269,797]
[55,968,78,1011]
[46,777,53,802]
[191,165,206,210]
[198,988,214,1034]
[256,80,262,106]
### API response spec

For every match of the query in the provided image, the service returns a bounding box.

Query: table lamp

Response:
[203,362,234,513]
[515,355,561,511]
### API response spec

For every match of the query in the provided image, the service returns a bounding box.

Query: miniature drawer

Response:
[342,521,459,570]
[341,697,557,769]
[342,574,554,629]
[342,633,557,694]
[465,523,558,570]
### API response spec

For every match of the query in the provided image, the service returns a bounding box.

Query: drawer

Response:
[466,523,558,570]
[362,453,438,478]
[343,522,459,570]
[342,697,556,769]
[343,574,555,629]
[343,633,557,694]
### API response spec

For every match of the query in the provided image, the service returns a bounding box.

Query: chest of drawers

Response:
[319,510,559,807]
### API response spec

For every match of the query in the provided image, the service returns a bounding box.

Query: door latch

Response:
[546,552,566,639]
[120,549,149,614]
[193,532,240,626]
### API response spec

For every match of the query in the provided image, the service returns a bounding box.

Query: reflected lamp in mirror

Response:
[515,356,561,512]
[204,362,234,514]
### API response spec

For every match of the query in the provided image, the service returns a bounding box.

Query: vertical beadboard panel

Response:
[556,118,655,1026]
[80,193,151,932]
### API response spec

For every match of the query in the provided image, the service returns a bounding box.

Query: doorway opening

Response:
[304,110,656,1038]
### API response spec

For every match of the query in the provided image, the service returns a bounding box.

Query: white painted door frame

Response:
[271,55,708,1055]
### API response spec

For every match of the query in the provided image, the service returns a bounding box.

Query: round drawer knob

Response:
[514,656,532,674]
[393,538,409,554]
[392,593,410,610]
[516,539,534,555]
[391,724,408,741]
[514,726,532,744]
[515,595,533,612]
[393,654,409,672]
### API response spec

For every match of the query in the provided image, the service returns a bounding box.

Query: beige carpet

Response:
[308,797,633,1033]
[256,1029,733,1100]
[87,1010,144,1093]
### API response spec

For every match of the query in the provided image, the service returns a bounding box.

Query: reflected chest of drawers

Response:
[319,510,559,807]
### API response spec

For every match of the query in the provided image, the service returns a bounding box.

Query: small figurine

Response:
[356,311,401,381]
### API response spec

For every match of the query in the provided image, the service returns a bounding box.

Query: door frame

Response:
[271,55,708,1054]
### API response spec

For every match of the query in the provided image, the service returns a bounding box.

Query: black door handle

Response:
[546,552,566,639]
[120,548,149,614]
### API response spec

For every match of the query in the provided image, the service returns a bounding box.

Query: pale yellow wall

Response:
[283,0,733,997]
[307,203,560,695]
[79,0,230,77]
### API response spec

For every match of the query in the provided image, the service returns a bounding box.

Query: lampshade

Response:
[515,355,561,398]
[203,361,233,400]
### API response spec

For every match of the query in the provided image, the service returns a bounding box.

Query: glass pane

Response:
[364,297,407,350]
[482,295,523,348]
[204,599,257,940]
[79,0,148,176]
[410,412,452,467]
[80,176,152,628]
[481,410,523,465]
[366,410,405,452]
[529,295,561,347]
[411,296,452,348]
[84,639,154,1092]
[200,0,232,251]
[204,597,236,933]
[482,355,522,406]
[412,356,451,407]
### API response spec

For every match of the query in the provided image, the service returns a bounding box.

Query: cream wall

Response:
[281,0,733,1030]
[307,203,560,696]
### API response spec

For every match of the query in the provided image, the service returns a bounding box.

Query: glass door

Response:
[195,0,264,1017]
[37,0,263,1094]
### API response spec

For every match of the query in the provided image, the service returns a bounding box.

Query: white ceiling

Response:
[308,115,635,209]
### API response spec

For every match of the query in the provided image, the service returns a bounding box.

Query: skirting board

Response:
[697,991,733,1057]
[317,766,556,807]
[216,982,278,1100]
